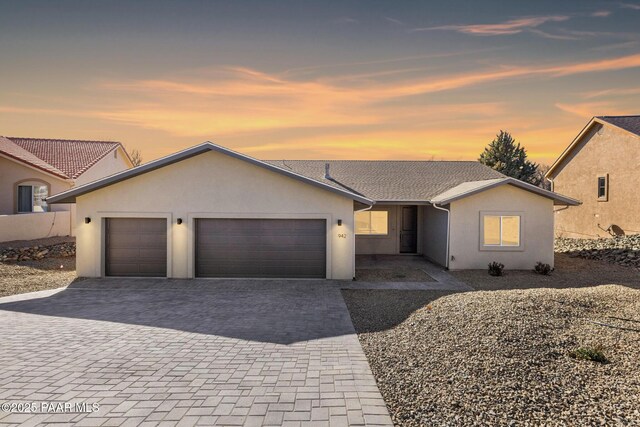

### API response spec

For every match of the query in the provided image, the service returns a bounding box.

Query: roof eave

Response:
[432,178,581,206]
[47,142,374,205]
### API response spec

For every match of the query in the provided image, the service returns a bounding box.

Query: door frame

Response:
[399,205,418,254]
[187,213,333,279]
[97,211,173,278]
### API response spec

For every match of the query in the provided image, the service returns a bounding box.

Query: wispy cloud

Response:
[620,3,640,10]
[591,10,612,17]
[384,17,405,26]
[582,87,640,98]
[411,15,570,36]
[333,17,358,25]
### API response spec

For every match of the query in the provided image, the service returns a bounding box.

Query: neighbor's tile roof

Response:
[264,160,505,201]
[2,137,122,179]
[0,136,68,179]
[597,115,640,137]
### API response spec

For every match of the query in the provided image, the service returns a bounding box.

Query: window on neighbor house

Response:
[355,210,389,235]
[17,184,48,213]
[597,175,608,201]
[482,215,521,247]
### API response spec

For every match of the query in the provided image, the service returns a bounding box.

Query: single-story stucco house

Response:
[0,136,133,242]
[47,142,579,280]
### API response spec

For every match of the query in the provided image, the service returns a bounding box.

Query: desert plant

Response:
[534,262,552,275]
[488,262,504,276]
[569,345,609,364]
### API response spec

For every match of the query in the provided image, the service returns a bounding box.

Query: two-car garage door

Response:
[105,217,327,278]
[195,219,326,278]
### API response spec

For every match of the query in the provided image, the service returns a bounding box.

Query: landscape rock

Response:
[555,235,640,270]
[0,242,75,262]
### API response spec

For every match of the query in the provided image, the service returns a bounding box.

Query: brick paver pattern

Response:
[0,280,395,426]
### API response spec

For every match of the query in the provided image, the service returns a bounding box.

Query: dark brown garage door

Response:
[196,219,326,278]
[105,218,167,277]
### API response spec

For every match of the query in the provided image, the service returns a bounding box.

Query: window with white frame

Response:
[597,175,608,201]
[482,214,521,247]
[17,183,49,213]
[355,210,388,235]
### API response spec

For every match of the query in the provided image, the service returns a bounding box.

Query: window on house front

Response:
[17,184,48,213]
[482,214,521,247]
[597,175,608,201]
[355,210,388,235]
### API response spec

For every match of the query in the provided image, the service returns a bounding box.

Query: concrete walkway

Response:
[0,280,398,427]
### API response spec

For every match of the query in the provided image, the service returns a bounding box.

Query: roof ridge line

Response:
[6,137,121,144]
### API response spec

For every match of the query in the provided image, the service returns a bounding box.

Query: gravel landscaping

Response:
[343,286,640,426]
[555,234,640,269]
[0,257,76,298]
[451,253,640,291]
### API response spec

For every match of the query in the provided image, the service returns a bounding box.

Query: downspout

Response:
[431,202,450,270]
[353,203,374,280]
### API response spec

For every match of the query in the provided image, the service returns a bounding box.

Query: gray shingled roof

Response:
[597,115,640,137]
[264,160,505,201]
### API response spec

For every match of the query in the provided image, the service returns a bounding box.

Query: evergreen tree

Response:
[479,131,540,186]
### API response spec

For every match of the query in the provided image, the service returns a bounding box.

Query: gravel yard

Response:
[451,253,640,291]
[0,257,76,298]
[343,285,640,426]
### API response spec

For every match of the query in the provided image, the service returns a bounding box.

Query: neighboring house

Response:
[0,136,133,242]
[546,115,640,238]
[48,142,578,279]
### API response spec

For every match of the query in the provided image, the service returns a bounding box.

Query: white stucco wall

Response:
[420,205,448,266]
[0,211,71,242]
[75,150,356,279]
[74,146,132,186]
[448,184,554,270]
[355,205,398,254]
[0,155,72,215]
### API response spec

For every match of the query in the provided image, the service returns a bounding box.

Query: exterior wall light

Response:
[84,217,91,224]
[177,218,183,225]
[337,219,342,226]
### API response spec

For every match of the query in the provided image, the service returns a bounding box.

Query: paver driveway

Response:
[0,279,394,426]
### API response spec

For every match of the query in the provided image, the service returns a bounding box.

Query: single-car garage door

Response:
[105,218,167,277]
[196,218,326,278]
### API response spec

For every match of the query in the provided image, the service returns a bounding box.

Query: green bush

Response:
[569,345,609,364]
[488,262,504,276]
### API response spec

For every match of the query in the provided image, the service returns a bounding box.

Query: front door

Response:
[400,206,418,253]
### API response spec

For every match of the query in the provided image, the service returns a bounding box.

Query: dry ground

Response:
[344,254,640,426]
[355,267,435,282]
[451,253,640,291]
[0,257,76,298]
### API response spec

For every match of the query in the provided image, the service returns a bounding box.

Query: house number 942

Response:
[337,233,347,239]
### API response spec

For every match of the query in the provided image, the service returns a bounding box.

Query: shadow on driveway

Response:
[0,278,358,345]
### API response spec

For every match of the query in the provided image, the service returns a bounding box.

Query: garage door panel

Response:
[106,218,167,277]
[196,218,326,278]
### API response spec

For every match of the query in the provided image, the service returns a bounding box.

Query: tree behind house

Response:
[129,149,143,166]
[479,131,540,186]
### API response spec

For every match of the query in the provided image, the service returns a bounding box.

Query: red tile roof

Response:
[1,137,124,179]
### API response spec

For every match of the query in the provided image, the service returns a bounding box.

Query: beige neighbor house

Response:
[546,115,640,238]
[0,136,133,242]
[48,142,579,280]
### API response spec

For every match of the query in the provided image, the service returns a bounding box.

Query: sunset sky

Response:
[1,0,639,164]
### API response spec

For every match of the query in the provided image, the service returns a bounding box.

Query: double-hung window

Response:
[481,213,522,249]
[17,183,48,213]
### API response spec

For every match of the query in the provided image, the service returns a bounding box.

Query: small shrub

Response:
[534,262,552,275]
[488,262,504,276]
[569,345,609,364]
